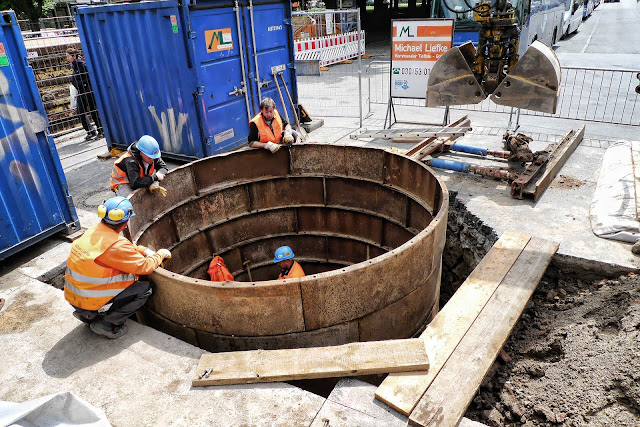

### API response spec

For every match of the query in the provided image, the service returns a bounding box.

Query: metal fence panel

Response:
[368,61,640,127]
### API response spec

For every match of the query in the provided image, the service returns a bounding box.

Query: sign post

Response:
[386,19,454,126]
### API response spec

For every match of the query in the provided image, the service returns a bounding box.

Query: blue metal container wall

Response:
[74,0,298,158]
[75,1,204,158]
[0,11,79,261]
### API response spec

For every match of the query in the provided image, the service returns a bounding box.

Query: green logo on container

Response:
[392,68,400,74]
[170,15,178,33]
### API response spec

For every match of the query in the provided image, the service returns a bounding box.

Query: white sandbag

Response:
[0,392,111,427]
[589,140,640,243]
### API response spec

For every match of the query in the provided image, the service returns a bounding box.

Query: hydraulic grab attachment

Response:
[426,0,561,114]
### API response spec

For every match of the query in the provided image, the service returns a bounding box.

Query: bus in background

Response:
[583,0,595,18]
[563,0,583,36]
[430,0,565,57]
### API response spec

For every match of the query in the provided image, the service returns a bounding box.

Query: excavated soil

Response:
[464,272,640,426]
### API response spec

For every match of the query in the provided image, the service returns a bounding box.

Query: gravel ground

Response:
[465,272,640,426]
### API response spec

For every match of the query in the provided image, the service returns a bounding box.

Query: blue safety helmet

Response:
[273,246,295,263]
[97,196,136,225]
[137,135,161,159]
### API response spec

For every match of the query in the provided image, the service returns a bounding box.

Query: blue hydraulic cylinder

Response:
[429,158,471,173]
[450,143,488,156]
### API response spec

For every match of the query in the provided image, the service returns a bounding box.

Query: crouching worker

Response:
[274,246,305,279]
[110,135,168,198]
[208,255,234,282]
[64,196,172,339]
[248,97,299,154]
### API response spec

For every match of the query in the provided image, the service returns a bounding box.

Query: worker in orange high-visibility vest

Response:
[248,97,299,154]
[64,196,172,339]
[274,245,305,279]
[110,135,169,197]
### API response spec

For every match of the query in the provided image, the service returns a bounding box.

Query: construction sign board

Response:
[390,19,454,99]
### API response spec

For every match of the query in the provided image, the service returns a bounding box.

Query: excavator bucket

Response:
[426,42,486,108]
[490,41,561,114]
[426,40,561,114]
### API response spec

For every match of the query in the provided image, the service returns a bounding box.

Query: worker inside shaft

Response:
[274,245,305,279]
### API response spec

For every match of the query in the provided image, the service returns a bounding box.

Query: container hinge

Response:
[283,19,291,25]
[196,86,205,96]
[188,32,197,39]
[257,77,273,88]
[228,85,246,97]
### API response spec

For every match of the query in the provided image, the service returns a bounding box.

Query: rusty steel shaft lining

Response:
[127,144,448,352]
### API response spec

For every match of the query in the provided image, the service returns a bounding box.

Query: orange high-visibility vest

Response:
[64,222,137,311]
[208,256,234,282]
[278,261,305,279]
[109,152,156,190]
[250,110,283,143]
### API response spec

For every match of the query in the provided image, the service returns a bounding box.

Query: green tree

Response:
[4,0,55,31]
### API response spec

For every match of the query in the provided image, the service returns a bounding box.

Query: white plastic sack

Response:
[589,140,640,242]
[0,392,111,427]
[69,84,78,109]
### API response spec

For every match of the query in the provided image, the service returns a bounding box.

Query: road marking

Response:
[581,10,605,53]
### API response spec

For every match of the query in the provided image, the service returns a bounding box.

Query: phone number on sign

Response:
[396,67,430,75]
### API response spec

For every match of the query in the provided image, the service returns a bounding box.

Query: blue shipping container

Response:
[0,11,79,261]
[74,0,299,159]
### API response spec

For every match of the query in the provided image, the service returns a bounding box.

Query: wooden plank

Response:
[192,338,429,386]
[408,237,559,427]
[631,142,640,221]
[525,125,585,201]
[374,231,531,416]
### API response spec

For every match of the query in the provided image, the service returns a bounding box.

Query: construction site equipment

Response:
[279,72,308,142]
[74,0,299,159]
[126,144,447,352]
[0,11,80,261]
[425,0,561,114]
[192,338,429,386]
[375,231,558,426]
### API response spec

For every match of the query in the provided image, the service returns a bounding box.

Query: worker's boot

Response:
[85,129,98,141]
[89,319,128,339]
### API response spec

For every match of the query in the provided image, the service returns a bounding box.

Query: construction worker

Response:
[110,135,168,197]
[64,196,172,339]
[273,246,305,279]
[248,97,298,154]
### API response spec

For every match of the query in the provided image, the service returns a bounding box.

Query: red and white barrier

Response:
[295,30,365,67]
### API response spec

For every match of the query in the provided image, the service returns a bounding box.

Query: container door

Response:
[188,5,254,154]
[75,1,205,159]
[244,1,297,123]
[0,12,79,260]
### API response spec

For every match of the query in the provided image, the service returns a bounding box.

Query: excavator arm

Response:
[426,0,561,114]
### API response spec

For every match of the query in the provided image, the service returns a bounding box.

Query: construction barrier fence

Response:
[367,61,640,127]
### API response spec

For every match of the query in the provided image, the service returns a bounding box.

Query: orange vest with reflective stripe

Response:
[110,152,155,190]
[64,222,137,311]
[278,261,305,279]
[250,111,283,143]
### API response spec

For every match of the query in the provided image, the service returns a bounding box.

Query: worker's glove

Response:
[143,248,156,257]
[157,248,172,260]
[155,171,166,182]
[283,132,294,145]
[265,141,280,154]
[149,181,167,197]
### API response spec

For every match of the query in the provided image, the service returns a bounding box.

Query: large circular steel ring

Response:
[127,144,448,352]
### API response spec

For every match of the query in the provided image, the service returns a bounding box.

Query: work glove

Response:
[283,132,294,145]
[143,248,156,257]
[149,181,167,197]
[265,141,280,154]
[157,248,172,260]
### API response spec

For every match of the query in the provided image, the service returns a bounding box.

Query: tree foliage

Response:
[4,0,55,21]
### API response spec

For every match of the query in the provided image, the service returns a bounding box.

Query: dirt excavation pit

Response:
[125,144,448,353]
[444,194,640,426]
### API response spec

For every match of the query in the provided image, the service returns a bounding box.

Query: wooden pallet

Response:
[375,231,558,427]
